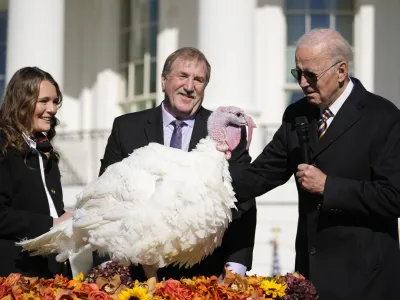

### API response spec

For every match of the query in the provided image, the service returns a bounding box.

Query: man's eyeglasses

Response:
[291,61,341,82]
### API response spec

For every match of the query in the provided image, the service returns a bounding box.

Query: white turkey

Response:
[17,106,256,280]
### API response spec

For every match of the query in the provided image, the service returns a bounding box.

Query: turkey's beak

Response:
[244,115,256,150]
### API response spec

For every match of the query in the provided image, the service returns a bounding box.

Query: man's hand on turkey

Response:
[216,142,231,160]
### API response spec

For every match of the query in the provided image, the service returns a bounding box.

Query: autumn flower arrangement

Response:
[0,265,317,300]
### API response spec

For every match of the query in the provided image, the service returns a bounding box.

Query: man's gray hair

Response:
[296,28,353,66]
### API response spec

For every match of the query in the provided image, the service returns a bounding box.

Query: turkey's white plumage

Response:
[19,138,235,268]
[17,106,255,270]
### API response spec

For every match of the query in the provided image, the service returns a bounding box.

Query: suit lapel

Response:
[144,106,164,145]
[307,107,320,155]
[315,105,362,157]
[189,107,210,151]
[313,80,365,159]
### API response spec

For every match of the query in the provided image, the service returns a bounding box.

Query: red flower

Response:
[74,282,99,297]
[3,273,21,287]
[40,287,56,300]
[175,286,194,300]
[53,275,69,288]
[0,285,10,298]
[163,279,181,295]
[154,279,183,298]
[87,291,114,300]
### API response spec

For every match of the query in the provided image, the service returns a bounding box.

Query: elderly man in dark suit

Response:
[96,47,257,281]
[222,29,400,299]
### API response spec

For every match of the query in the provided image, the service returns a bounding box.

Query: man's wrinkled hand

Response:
[295,164,326,195]
[216,143,231,160]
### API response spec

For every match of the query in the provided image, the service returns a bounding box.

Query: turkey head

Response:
[207,106,256,151]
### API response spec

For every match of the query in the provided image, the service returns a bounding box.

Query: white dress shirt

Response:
[324,79,354,127]
[161,102,195,151]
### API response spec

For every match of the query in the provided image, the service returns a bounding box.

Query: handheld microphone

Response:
[295,116,311,164]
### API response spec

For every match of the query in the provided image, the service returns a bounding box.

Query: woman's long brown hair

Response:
[0,67,63,157]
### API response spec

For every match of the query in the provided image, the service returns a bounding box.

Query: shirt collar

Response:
[327,78,354,116]
[161,101,195,128]
[22,133,36,149]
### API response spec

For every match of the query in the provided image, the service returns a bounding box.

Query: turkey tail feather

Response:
[16,219,74,262]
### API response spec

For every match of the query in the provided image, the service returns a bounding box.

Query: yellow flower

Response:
[260,279,287,298]
[118,286,150,300]
[73,272,85,281]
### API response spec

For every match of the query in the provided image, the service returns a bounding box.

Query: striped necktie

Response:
[318,108,333,139]
[170,120,184,149]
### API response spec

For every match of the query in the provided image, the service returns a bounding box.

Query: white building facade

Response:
[2,0,400,276]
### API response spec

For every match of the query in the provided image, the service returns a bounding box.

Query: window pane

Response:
[287,15,305,45]
[150,60,157,93]
[0,12,6,77]
[130,26,146,61]
[140,0,149,26]
[286,91,305,105]
[142,25,150,53]
[149,23,157,57]
[310,0,329,10]
[150,0,158,23]
[134,64,144,95]
[332,0,354,10]
[0,43,6,74]
[336,15,353,45]
[0,79,4,103]
[286,0,306,10]
[120,0,131,28]
[120,31,129,63]
[311,14,330,29]
[121,0,158,107]
[132,0,149,25]
[121,67,129,98]
[0,13,6,42]
[286,46,297,83]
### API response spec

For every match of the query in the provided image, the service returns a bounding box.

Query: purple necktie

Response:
[170,120,184,149]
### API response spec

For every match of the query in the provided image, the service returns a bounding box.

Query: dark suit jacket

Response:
[97,105,257,280]
[230,78,400,300]
[0,139,70,277]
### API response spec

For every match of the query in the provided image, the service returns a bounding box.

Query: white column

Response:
[198,0,256,114]
[156,0,180,105]
[6,0,65,86]
[354,1,375,92]
[256,2,286,124]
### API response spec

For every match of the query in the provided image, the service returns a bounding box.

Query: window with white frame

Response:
[285,0,354,105]
[119,0,158,113]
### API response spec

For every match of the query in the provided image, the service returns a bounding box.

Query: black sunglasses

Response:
[291,61,341,82]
